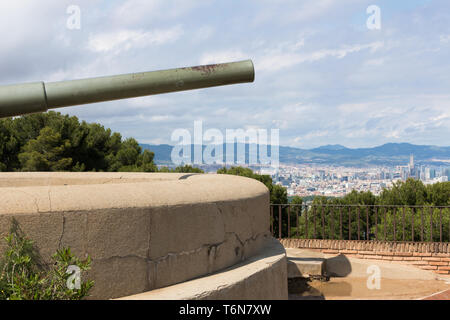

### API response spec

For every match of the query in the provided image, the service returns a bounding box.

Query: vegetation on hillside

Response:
[217,166,287,204]
[0,112,201,173]
[283,179,450,241]
[159,165,204,173]
[0,112,157,172]
[216,166,449,242]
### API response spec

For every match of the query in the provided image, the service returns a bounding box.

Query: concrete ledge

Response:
[0,172,269,212]
[285,248,325,278]
[117,238,288,300]
[0,173,271,299]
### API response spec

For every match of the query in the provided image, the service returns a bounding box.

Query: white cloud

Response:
[431,113,450,122]
[199,50,247,65]
[147,115,173,122]
[111,0,211,25]
[193,25,215,42]
[337,103,372,114]
[257,41,384,72]
[252,0,361,25]
[365,58,385,67]
[287,0,338,21]
[87,26,184,53]
[440,35,450,43]
[302,130,330,140]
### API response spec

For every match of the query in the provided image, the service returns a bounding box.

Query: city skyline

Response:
[272,154,450,198]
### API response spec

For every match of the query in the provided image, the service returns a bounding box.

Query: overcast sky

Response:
[1,0,449,148]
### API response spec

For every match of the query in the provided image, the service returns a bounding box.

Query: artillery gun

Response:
[0,60,254,118]
[0,58,291,300]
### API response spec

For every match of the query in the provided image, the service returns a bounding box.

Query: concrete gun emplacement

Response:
[0,60,255,118]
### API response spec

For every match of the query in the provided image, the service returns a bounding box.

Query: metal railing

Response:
[270,204,450,243]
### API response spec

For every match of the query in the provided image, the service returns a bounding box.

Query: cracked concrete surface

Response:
[0,172,275,299]
[118,238,288,300]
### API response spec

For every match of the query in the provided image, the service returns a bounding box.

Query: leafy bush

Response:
[0,220,94,300]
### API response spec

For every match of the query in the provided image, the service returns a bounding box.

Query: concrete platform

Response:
[287,249,450,300]
[0,172,277,299]
[117,238,288,300]
[290,278,450,300]
[323,253,446,280]
[285,248,325,278]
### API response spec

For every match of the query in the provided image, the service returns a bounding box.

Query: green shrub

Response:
[0,220,94,300]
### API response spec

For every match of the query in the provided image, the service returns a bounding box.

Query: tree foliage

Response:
[285,179,450,241]
[0,112,157,172]
[159,165,205,173]
[217,166,287,204]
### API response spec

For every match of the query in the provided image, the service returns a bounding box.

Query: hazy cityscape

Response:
[149,141,450,199]
[260,155,450,198]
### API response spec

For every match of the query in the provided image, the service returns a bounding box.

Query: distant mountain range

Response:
[140,143,450,167]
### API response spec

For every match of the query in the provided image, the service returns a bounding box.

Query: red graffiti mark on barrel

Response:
[191,64,225,76]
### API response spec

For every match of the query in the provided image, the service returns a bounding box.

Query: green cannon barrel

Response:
[0,60,254,118]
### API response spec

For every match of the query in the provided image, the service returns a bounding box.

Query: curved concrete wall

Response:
[118,239,288,300]
[0,173,272,299]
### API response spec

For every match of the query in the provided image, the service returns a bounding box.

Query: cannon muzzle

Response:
[0,60,254,118]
